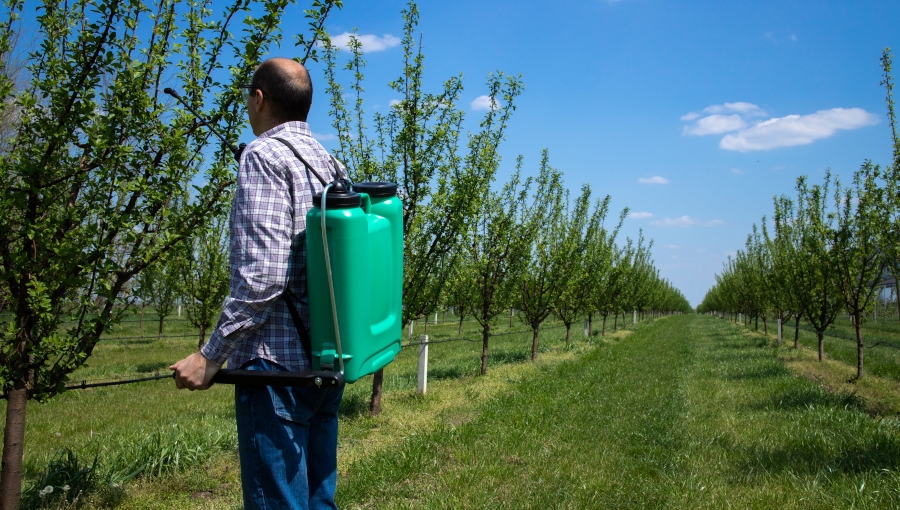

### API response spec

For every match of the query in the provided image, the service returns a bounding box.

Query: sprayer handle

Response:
[211,369,344,388]
[359,192,372,214]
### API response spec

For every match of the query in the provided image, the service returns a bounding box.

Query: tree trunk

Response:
[158,315,165,340]
[531,326,539,361]
[1,386,28,510]
[564,323,571,347]
[140,303,144,330]
[481,322,490,375]
[601,314,607,336]
[816,329,824,362]
[369,368,383,415]
[458,314,464,336]
[794,316,800,349]
[509,308,513,327]
[424,319,428,336]
[198,325,206,350]
[754,316,758,331]
[588,313,593,338]
[855,316,864,380]
[763,317,767,335]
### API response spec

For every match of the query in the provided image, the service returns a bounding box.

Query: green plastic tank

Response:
[306,182,403,383]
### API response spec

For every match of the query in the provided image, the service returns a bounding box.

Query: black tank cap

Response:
[352,182,398,198]
[313,180,361,209]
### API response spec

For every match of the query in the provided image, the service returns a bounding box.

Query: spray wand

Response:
[163,88,246,162]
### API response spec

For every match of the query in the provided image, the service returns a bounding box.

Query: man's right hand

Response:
[170,352,221,390]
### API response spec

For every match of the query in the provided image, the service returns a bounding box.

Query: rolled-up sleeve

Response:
[201,149,293,365]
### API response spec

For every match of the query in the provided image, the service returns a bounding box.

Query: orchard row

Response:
[698,49,900,380]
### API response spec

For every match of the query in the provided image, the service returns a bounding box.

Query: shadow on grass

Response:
[734,434,900,475]
[106,337,159,345]
[755,385,866,413]
[429,366,465,381]
[135,362,169,373]
[487,350,529,367]
[722,363,789,381]
[339,392,370,418]
[709,351,771,366]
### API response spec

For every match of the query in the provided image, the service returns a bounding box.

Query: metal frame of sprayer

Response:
[164,88,354,389]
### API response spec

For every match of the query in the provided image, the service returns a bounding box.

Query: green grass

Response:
[336,315,900,509]
[7,312,900,508]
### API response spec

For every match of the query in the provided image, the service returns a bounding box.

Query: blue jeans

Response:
[234,358,344,510]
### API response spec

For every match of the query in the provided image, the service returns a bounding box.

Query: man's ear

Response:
[253,89,266,114]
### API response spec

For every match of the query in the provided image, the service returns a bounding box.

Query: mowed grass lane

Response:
[337,314,900,509]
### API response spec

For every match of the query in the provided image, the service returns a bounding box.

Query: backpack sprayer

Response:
[164,88,403,388]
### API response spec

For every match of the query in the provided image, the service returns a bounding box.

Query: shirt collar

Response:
[258,121,312,140]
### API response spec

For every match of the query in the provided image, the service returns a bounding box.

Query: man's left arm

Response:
[171,147,295,389]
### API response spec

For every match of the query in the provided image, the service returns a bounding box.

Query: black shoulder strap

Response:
[283,288,312,358]
[272,136,337,186]
[271,135,348,359]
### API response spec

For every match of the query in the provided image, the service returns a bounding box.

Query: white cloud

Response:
[664,244,679,249]
[650,216,723,228]
[628,211,653,219]
[682,102,767,136]
[638,176,669,184]
[791,34,798,41]
[720,108,879,152]
[389,99,401,107]
[703,102,765,116]
[471,95,500,112]
[651,216,696,227]
[329,32,401,53]
[683,114,747,136]
[730,168,744,174]
[312,132,336,141]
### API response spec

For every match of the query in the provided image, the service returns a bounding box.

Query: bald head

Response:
[251,57,313,123]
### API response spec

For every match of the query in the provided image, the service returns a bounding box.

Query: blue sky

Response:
[287,0,900,306]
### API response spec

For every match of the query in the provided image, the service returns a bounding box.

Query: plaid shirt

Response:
[201,121,344,371]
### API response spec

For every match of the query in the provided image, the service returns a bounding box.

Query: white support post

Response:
[777,319,782,344]
[434,312,438,325]
[408,321,414,339]
[417,334,428,394]
[583,319,589,338]
[633,310,637,324]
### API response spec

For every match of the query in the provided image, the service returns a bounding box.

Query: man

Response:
[170,57,344,510]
